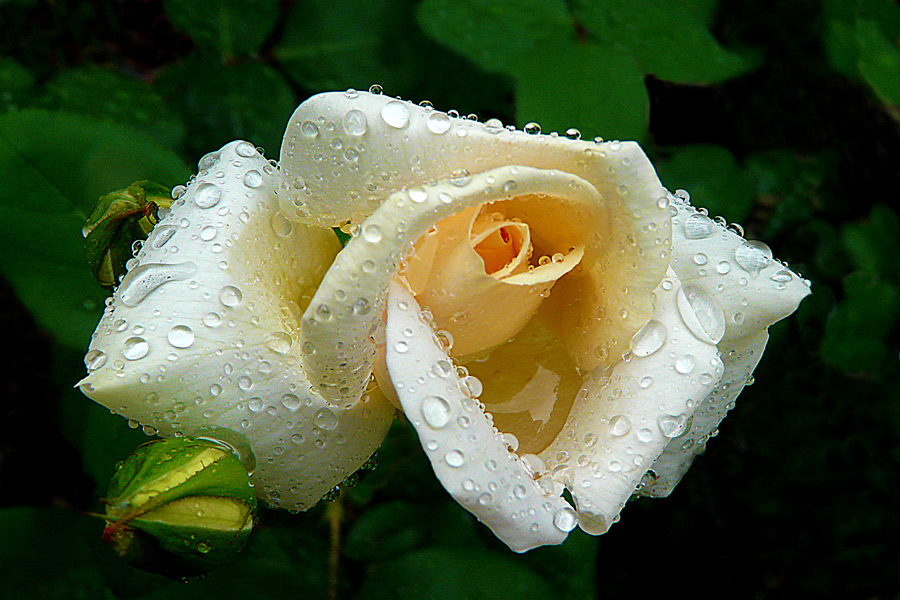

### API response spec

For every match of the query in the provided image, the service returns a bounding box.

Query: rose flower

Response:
[80,91,810,552]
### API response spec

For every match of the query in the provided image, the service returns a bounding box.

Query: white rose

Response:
[80,90,810,553]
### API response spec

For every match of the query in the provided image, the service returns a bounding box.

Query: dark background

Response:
[1,0,898,598]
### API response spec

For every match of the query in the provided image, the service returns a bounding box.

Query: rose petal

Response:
[301,165,603,405]
[639,329,769,497]
[79,141,395,510]
[669,197,811,341]
[540,270,724,534]
[281,91,672,371]
[385,280,575,552]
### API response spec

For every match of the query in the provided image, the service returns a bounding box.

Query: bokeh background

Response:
[1,0,899,598]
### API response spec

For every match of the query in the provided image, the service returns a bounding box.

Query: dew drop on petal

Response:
[422,395,452,429]
[678,285,726,343]
[342,109,368,136]
[675,354,696,374]
[658,414,690,438]
[683,213,714,239]
[445,450,465,467]
[381,101,410,129]
[314,408,338,430]
[243,170,262,188]
[118,262,198,307]
[235,141,257,157]
[630,320,667,357]
[219,285,243,307]
[200,226,217,241]
[84,350,107,371]
[123,337,149,360]
[553,507,578,532]
[194,183,222,208]
[426,112,452,134]
[167,325,194,349]
[734,240,773,276]
[282,394,301,410]
[265,332,292,354]
[609,414,632,437]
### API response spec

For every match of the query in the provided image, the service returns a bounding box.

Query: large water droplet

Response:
[677,284,726,343]
[235,141,257,157]
[243,170,262,188]
[734,240,773,276]
[422,395,452,429]
[265,332,292,354]
[658,414,690,438]
[343,109,368,136]
[118,262,198,307]
[167,325,195,348]
[630,320,667,357]
[609,414,632,437]
[381,101,410,129]
[150,225,177,249]
[123,336,149,360]
[84,349,107,371]
[194,183,222,208]
[270,212,293,237]
[427,112,451,134]
[675,354,696,374]
[683,213,714,239]
[553,507,578,532]
[314,407,338,430]
[282,394,302,410]
[219,285,243,307]
[445,450,464,467]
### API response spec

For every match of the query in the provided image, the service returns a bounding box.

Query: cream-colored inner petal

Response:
[404,198,585,359]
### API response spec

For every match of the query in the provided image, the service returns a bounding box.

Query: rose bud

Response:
[102,437,256,580]
[83,181,172,289]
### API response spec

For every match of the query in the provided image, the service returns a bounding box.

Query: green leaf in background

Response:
[842,203,900,283]
[821,271,899,374]
[163,0,280,58]
[0,109,190,349]
[0,58,36,114]
[419,0,751,140]
[570,0,751,84]
[156,57,295,158]
[824,0,900,107]
[655,144,756,223]
[355,548,556,600]
[43,66,186,149]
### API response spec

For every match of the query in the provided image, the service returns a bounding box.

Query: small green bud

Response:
[103,438,256,580]
[83,181,172,290]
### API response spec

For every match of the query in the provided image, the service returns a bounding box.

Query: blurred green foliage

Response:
[0,0,898,598]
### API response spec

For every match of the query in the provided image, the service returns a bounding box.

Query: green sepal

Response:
[103,438,256,579]
[84,181,172,290]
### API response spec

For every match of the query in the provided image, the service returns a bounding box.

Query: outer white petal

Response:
[282,91,672,372]
[541,271,724,535]
[300,165,604,405]
[669,196,811,342]
[640,329,768,497]
[385,280,576,552]
[79,141,395,510]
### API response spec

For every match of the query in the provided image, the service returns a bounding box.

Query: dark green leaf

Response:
[842,203,900,282]
[163,0,280,57]
[0,110,190,348]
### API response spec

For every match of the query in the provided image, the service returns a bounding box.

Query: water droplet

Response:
[677,285,726,343]
[433,360,452,377]
[565,128,581,140]
[693,252,708,265]
[198,151,219,170]
[243,170,262,188]
[210,384,222,396]
[609,414,631,437]
[238,376,252,390]
[770,269,793,283]
[675,354,696,374]
[716,260,731,274]
[151,225,177,248]
[683,213,714,239]
[630,320,667,357]
[381,101,410,128]
[639,376,653,388]
[368,84,383,95]
[408,187,427,203]
[553,507,578,532]
[265,332,292,354]
[342,109,368,136]
[300,121,319,138]
[394,341,408,353]
[281,394,301,410]
[219,285,243,307]
[194,183,222,208]
[200,226,217,241]
[462,375,483,397]
[734,240,773,276]
[167,325,195,348]
[658,414,690,438]
[123,336,149,360]
[524,122,541,135]
[203,312,222,328]
[363,224,383,243]
[248,397,264,412]
[445,450,464,467]
[270,212,292,237]
[478,492,493,505]
[235,142,256,157]
[422,395,452,429]
[513,484,527,499]
[314,407,338,430]
[118,262,198,307]
[84,349,107,371]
